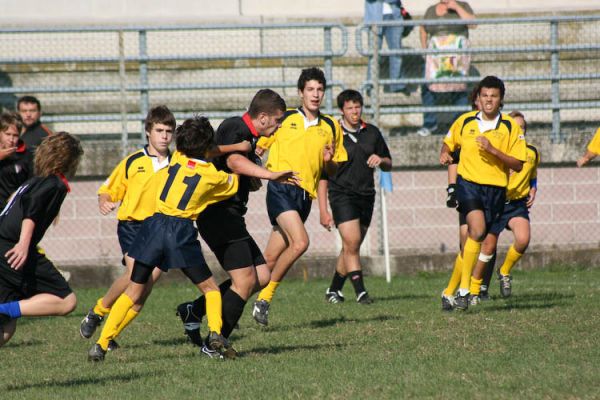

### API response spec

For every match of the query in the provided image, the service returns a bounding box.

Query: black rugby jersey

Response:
[0,174,69,246]
[0,140,33,209]
[328,120,391,196]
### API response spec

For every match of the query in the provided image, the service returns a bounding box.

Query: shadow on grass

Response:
[5,371,146,391]
[246,341,349,356]
[374,293,432,302]
[260,314,402,333]
[5,339,44,348]
[513,292,575,302]
[152,336,189,346]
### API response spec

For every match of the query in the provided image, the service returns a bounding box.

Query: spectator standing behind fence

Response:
[417,0,475,136]
[365,0,409,94]
[17,96,52,154]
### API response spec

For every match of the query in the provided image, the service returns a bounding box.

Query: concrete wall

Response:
[42,165,600,275]
[1,0,599,25]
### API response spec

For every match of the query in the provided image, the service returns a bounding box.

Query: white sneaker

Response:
[417,127,433,137]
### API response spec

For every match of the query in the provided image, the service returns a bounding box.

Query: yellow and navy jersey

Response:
[507,143,539,201]
[443,111,527,187]
[586,127,600,154]
[98,146,170,221]
[256,107,348,199]
[155,151,238,219]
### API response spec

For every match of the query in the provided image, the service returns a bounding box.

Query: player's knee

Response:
[291,237,309,255]
[342,241,361,255]
[60,293,77,315]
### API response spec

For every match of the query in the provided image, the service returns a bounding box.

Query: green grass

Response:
[2,267,599,399]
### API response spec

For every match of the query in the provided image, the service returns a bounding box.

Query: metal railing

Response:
[0,22,348,153]
[357,15,600,142]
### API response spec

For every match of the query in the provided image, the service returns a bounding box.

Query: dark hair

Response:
[468,84,480,111]
[35,132,84,178]
[0,111,23,133]
[248,89,286,118]
[297,67,327,91]
[337,89,363,109]
[175,116,215,159]
[144,105,176,134]
[508,110,527,134]
[17,95,41,111]
[478,76,505,99]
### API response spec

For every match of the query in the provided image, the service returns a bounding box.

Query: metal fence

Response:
[1,17,600,267]
[358,15,600,141]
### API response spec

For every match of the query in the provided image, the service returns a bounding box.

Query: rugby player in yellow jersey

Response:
[576,126,600,167]
[469,111,539,303]
[88,116,239,361]
[79,105,175,349]
[252,67,348,326]
[80,107,249,348]
[439,76,527,311]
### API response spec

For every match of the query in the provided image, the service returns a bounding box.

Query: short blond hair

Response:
[34,132,84,177]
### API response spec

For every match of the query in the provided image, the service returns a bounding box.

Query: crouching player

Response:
[469,111,539,302]
[87,116,239,361]
[0,132,83,346]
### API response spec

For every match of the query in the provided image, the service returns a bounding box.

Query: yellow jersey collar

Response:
[475,111,501,133]
[143,145,171,172]
[297,107,320,130]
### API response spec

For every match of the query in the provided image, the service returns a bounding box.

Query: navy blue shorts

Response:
[489,198,529,235]
[329,189,375,227]
[456,176,505,229]
[127,213,210,279]
[117,220,143,255]
[266,181,312,226]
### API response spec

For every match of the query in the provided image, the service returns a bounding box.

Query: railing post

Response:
[323,26,333,114]
[138,29,149,140]
[550,20,562,143]
[118,31,128,157]
[370,24,386,256]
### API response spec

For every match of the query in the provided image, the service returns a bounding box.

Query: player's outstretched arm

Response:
[226,153,299,184]
[208,141,252,158]
[577,150,598,168]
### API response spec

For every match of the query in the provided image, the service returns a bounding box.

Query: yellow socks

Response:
[93,297,111,317]
[205,290,223,334]
[96,294,134,351]
[470,277,483,296]
[460,238,481,294]
[500,245,523,276]
[114,308,139,338]
[444,253,462,296]
[257,281,280,303]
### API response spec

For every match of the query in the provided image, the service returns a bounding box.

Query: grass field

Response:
[1,266,599,399]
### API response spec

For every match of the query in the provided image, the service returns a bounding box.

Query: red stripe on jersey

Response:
[242,112,259,137]
[187,160,196,169]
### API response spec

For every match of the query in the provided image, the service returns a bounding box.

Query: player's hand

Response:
[255,146,266,157]
[0,147,17,161]
[576,156,589,168]
[269,170,301,185]
[476,135,495,154]
[323,144,334,163]
[446,184,458,208]
[440,151,454,165]
[445,0,458,10]
[526,188,537,208]
[320,210,334,231]
[5,242,28,270]
[98,199,118,215]
[367,154,382,168]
